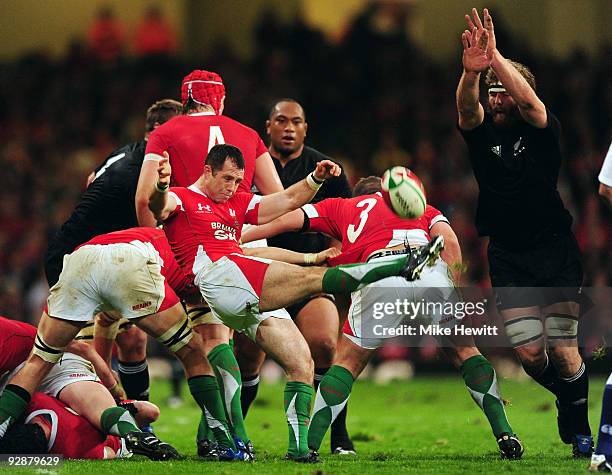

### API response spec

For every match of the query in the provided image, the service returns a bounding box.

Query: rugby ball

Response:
[381,166,427,218]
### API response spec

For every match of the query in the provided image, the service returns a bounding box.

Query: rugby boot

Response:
[497,433,524,459]
[125,431,181,460]
[400,235,444,281]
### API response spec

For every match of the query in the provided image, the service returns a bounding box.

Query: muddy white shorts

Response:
[343,257,459,349]
[36,353,100,397]
[195,253,290,341]
[47,241,178,322]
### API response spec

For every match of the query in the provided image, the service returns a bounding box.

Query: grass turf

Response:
[6,375,604,474]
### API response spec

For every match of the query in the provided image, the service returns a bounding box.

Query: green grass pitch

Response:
[9,375,605,474]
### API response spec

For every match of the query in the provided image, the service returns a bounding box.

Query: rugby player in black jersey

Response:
[456,8,591,457]
[236,99,356,454]
[44,99,182,412]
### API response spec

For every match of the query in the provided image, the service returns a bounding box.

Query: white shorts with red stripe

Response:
[343,257,459,349]
[47,242,178,322]
[195,252,290,341]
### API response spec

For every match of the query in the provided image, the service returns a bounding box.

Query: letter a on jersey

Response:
[208,126,226,152]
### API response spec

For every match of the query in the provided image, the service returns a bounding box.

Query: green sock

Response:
[188,375,236,450]
[208,343,250,444]
[460,355,513,437]
[284,381,313,457]
[322,256,408,293]
[100,406,140,437]
[0,385,31,437]
[308,365,354,451]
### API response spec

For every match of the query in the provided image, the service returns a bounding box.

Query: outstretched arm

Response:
[136,156,163,227]
[148,155,177,222]
[456,8,489,130]
[256,160,340,224]
[430,221,463,286]
[481,9,547,128]
[241,209,305,243]
[243,246,340,266]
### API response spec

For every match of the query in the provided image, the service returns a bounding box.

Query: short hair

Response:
[145,99,182,133]
[485,60,536,91]
[353,176,382,197]
[205,144,245,173]
[268,98,305,120]
[0,423,47,454]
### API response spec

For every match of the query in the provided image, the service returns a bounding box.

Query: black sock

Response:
[118,359,150,401]
[170,359,183,398]
[240,374,260,418]
[557,362,591,435]
[527,355,561,398]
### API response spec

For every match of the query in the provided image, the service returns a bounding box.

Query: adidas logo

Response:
[491,145,501,157]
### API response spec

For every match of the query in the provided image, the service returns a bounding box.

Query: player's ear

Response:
[203,164,212,177]
[265,120,271,135]
[219,96,225,115]
[304,121,308,137]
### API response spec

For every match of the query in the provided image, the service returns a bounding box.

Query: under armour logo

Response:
[491,145,501,157]
[197,203,211,212]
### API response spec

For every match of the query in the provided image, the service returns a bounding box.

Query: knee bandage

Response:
[32,332,65,363]
[504,316,543,348]
[156,317,193,353]
[544,313,578,340]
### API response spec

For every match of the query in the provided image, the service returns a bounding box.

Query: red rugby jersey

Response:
[164,186,261,272]
[304,193,448,266]
[25,393,121,459]
[145,112,267,192]
[0,316,36,376]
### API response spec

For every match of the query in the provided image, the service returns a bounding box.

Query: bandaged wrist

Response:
[306,173,323,191]
[303,253,318,265]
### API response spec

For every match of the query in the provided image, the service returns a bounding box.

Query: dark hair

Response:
[0,423,48,454]
[485,60,536,91]
[353,176,382,197]
[182,97,200,114]
[205,144,245,172]
[145,99,182,133]
[268,98,305,120]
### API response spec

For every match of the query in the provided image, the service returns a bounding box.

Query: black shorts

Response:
[488,232,583,310]
[286,293,336,320]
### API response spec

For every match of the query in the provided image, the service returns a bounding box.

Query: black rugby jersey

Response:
[459,110,573,249]
[46,140,146,263]
[268,146,352,253]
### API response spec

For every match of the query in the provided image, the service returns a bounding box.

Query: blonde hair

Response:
[485,60,536,91]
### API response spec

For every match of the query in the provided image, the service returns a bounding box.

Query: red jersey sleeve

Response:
[240,193,262,225]
[302,198,343,240]
[144,125,170,158]
[255,136,267,158]
[0,317,36,374]
[424,205,449,230]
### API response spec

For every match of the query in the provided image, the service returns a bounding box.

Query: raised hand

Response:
[461,9,490,73]
[483,8,497,59]
[157,151,172,186]
[314,159,341,180]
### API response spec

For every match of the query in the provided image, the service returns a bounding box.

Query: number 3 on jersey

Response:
[208,126,226,152]
[347,198,377,243]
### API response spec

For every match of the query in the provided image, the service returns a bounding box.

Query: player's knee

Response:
[285,346,314,383]
[515,344,547,370]
[309,336,337,367]
[117,327,148,360]
[548,345,581,370]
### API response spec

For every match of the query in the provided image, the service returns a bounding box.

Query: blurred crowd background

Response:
[0,1,610,370]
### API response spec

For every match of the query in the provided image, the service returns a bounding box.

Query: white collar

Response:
[188,111,216,116]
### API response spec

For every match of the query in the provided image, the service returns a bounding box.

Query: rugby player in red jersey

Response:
[0,228,248,461]
[241,175,523,459]
[148,143,441,461]
[135,70,285,456]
